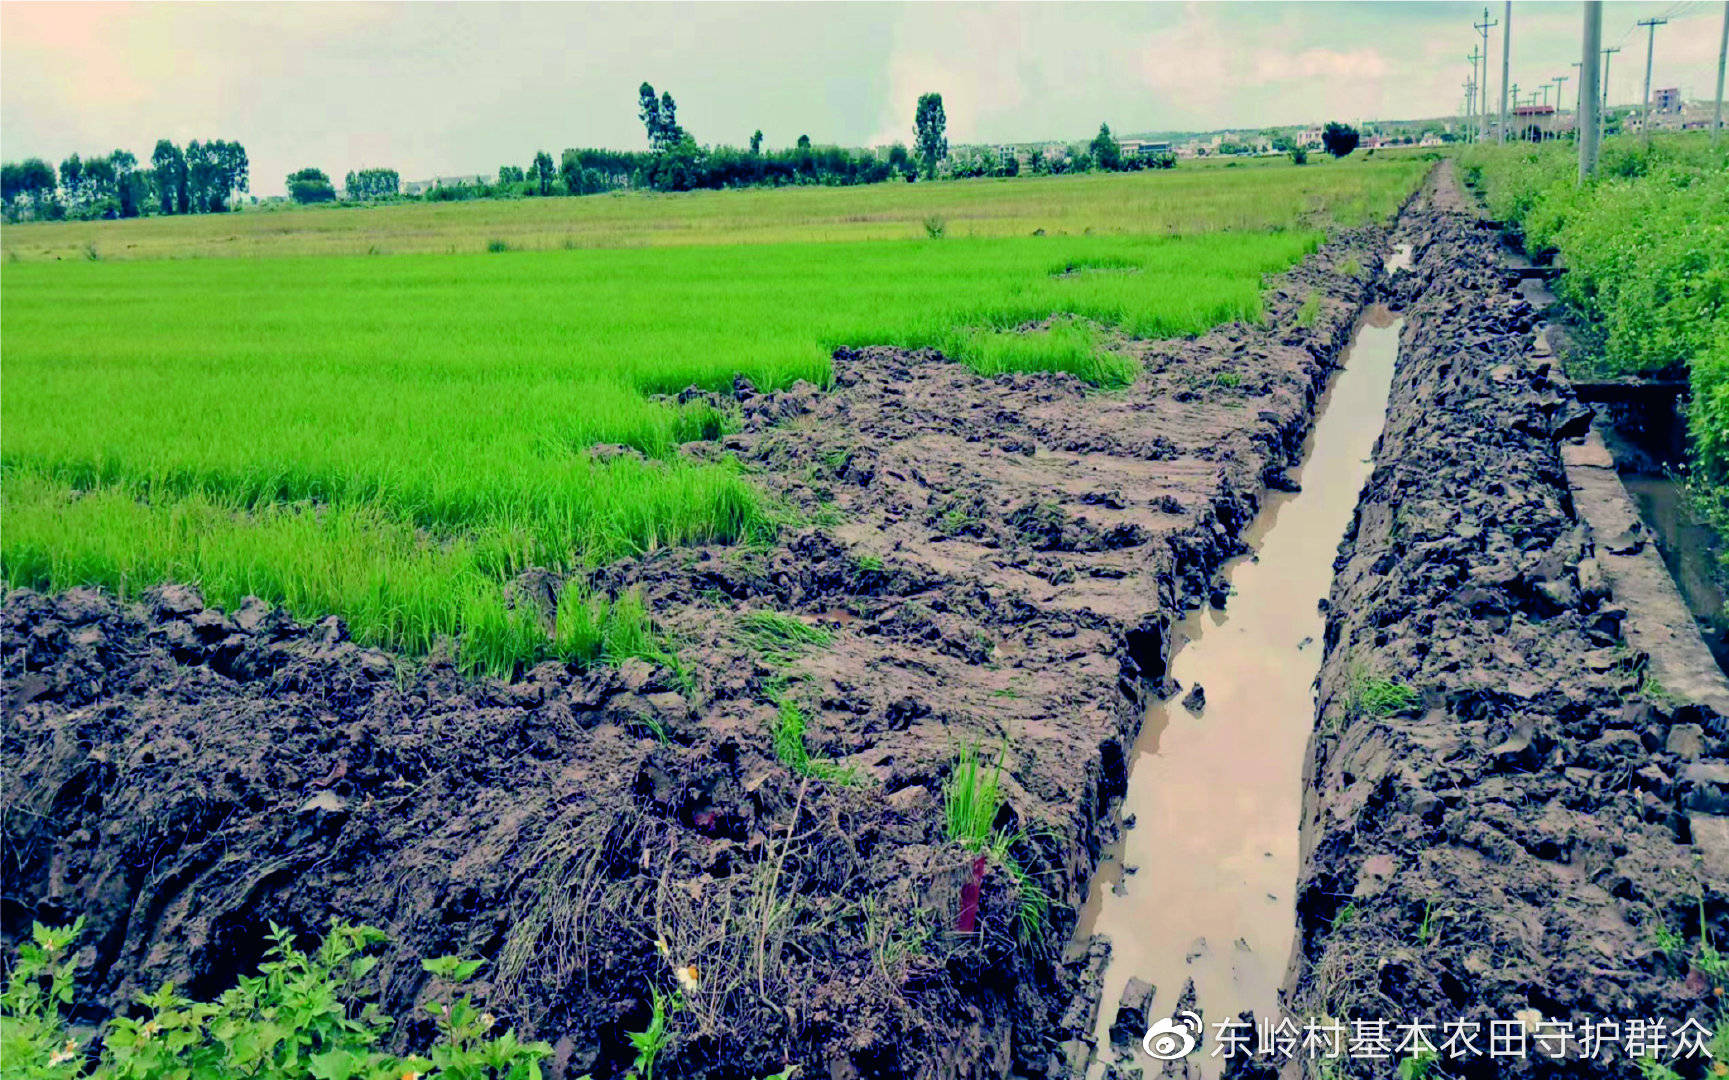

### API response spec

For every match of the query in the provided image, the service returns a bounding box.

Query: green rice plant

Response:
[1346,667,1420,720]
[738,610,833,665]
[1416,899,1441,947]
[767,698,855,783]
[1297,290,1322,327]
[941,747,1054,942]
[944,744,1005,851]
[1,162,1427,675]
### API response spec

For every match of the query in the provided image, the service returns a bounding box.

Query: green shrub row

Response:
[1461,134,1729,557]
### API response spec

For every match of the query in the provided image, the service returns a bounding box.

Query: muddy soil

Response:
[1283,164,1729,1078]
[3,222,1391,1078]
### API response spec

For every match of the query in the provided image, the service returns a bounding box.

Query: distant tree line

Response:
[2,139,248,222]
[344,168,401,200]
[12,88,1320,224]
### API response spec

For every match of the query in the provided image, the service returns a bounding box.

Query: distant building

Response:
[1512,104,1558,142]
[1654,87,1682,113]
[402,174,491,196]
[1118,139,1173,159]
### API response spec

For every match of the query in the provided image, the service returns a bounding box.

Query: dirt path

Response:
[1281,162,1728,1078]
[4,217,1395,1079]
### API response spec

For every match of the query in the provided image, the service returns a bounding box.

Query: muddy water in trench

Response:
[1076,304,1405,1075]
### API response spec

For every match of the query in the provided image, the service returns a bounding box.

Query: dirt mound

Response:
[4,223,1389,1078]
[1286,164,1728,1077]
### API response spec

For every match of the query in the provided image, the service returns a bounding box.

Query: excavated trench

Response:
[1065,162,1729,1080]
[1072,297,1406,1078]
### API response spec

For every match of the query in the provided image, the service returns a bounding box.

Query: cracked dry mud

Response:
[2,208,1390,1078]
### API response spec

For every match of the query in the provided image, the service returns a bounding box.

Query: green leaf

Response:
[309,1047,359,1080]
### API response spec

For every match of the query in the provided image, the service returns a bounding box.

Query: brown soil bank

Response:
[1285,164,1729,1078]
[4,219,1392,1079]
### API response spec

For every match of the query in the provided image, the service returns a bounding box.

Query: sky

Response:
[3,1,1724,196]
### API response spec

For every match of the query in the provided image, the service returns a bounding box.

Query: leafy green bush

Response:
[2,920,551,1080]
[1461,134,1729,556]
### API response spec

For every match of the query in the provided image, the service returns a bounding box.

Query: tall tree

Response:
[218,141,250,208]
[1321,122,1360,158]
[286,167,336,204]
[185,141,216,211]
[749,130,763,155]
[638,82,663,149]
[58,154,84,209]
[109,150,145,218]
[1090,123,1121,171]
[82,154,118,213]
[151,140,189,214]
[531,150,556,195]
[914,92,947,178]
[17,158,57,214]
[658,91,682,147]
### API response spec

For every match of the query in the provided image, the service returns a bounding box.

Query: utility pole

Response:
[1638,17,1668,139]
[1500,0,1512,142]
[1601,44,1620,144]
[1571,61,1583,117]
[1468,47,1483,140]
[1555,74,1570,139]
[1716,1,1728,144]
[1541,83,1552,108]
[1464,77,1478,142]
[1580,0,1602,179]
[1477,6,1499,140]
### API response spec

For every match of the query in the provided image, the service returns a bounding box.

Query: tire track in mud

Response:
[1281,163,1729,1079]
[5,206,1403,1080]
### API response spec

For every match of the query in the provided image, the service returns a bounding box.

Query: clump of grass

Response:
[1346,667,1420,720]
[1297,290,1323,327]
[1331,901,1360,930]
[554,579,656,665]
[767,697,856,783]
[922,214,946,239]
[738,609,833,665]
[1339,255,1363,277]
[944,744,1005,849]
[486,237,511,252]
[943,744,1050,941]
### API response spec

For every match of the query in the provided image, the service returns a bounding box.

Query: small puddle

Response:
[1386,242,1414,274]
[1075,304,1405,1075]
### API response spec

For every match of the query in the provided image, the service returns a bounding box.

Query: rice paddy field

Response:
[0,154,1428,673]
